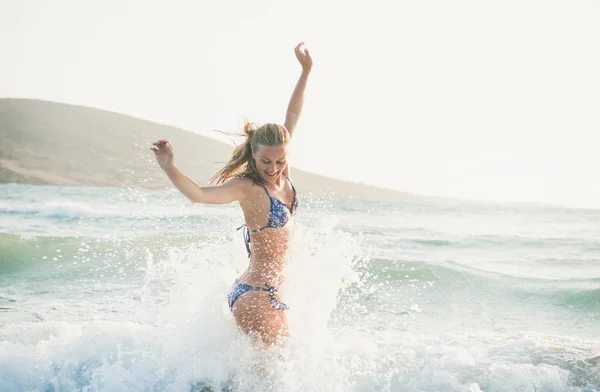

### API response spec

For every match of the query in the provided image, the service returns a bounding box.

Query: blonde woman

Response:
[151,42,312,345]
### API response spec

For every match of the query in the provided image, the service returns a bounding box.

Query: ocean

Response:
[1,183,599,391]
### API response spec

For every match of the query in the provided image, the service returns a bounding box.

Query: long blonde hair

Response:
[211,121,290,185]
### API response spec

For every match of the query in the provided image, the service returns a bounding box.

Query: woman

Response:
[151,42,312,346]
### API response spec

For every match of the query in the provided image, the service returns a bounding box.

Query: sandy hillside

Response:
[0,98,444,202]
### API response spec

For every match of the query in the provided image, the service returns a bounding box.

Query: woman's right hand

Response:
[151,139,175,170]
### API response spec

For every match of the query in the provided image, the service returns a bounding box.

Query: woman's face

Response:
[253,144,288,183]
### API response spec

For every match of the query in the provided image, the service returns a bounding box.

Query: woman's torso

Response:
[237,176,298,287]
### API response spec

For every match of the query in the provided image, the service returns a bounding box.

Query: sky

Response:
[1,0,599,208]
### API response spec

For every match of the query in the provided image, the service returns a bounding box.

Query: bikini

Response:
[228,174,298,311]
[228,282,290,311]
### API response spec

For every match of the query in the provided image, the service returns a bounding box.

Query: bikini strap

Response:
[265,283,289,310]
[282,174,298,211]
[258,181,271,197]
[283,173,296,194]
[237,224,252,257]
[259,175,295,198]
[237,222,268,258]
[282,173,292,184]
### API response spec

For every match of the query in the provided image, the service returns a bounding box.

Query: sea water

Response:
[1,183,599,391]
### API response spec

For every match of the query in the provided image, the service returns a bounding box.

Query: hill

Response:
[0,98,443,202]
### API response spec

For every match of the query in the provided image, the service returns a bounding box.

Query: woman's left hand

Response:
[294,42,312,71]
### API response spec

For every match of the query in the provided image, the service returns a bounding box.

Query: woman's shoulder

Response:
[233,177,269,208]
[228,176,264,195]
[224,176,255,190]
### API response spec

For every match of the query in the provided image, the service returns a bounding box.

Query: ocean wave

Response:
[354,258,600,315]
[1,320,598,391]
[393,233,600,251]
[366,257,600,286]
[0,201,215,219]
[0,232,231,275]
[350,224,600,252]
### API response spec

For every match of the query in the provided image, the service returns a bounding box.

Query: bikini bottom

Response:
[227,282,289,311]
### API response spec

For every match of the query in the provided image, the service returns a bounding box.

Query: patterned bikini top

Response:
[249,174,298,232]
[238,174,298,257]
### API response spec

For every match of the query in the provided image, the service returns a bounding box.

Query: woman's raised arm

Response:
[284,42,312,137]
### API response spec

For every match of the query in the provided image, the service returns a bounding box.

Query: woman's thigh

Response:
[232,290,289,345]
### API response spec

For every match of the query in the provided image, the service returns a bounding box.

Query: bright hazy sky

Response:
[2,0,599,208]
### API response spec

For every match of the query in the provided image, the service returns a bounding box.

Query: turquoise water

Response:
[1,184,599,391]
